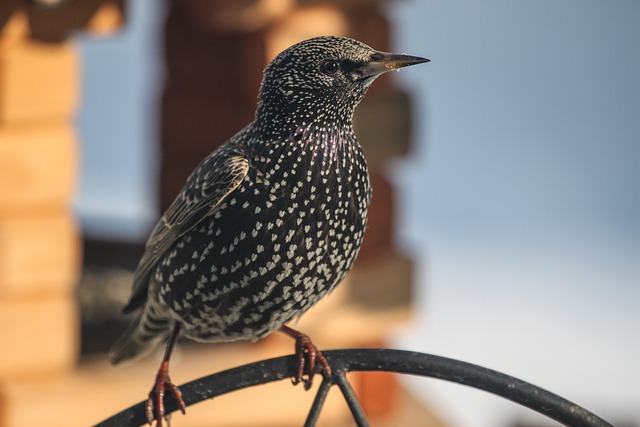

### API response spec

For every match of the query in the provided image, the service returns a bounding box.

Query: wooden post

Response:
[0,9,80,381]
[0,3,124,425]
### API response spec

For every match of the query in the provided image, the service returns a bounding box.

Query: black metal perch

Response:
[95,348,614,427]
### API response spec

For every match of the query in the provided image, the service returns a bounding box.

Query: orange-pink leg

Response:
[146,323,186,426]
[279,325,331,390]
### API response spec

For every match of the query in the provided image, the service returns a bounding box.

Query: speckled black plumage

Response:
[111,36,428,366]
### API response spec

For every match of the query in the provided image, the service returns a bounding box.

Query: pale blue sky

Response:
[390,1,640,425]
[392,0,640,232]
[75,0,162,240]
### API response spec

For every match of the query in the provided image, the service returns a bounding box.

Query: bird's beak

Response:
[357,52,430,80]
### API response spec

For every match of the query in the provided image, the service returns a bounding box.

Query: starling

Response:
[110,36,428,426]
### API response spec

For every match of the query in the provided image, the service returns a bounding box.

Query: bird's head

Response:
[256,36,429,133]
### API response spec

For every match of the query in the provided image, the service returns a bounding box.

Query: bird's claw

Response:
[145,367,186,426]
[291,332,331,390]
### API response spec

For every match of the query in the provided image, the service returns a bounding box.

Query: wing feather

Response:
[123,147,249,313]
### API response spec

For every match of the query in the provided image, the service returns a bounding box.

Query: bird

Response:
[110,35,428,426]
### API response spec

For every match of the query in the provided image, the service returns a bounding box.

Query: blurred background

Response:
[0,0,638,426]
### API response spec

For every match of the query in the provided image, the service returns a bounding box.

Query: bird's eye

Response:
[321,60,340,75]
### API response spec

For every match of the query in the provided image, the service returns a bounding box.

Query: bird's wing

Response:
[123,148,250,313]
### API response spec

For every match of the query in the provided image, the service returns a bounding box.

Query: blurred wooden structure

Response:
[0,0,124,420]
[0,1,442,426]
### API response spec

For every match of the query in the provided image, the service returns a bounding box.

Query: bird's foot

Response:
[280,325,331,390]
[293,333,331,390]
[145,361,186,426]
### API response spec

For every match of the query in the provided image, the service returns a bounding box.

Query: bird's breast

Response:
[155,137,370,341]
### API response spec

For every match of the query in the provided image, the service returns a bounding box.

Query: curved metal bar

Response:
[94,348,614,427]
[303,377,332,427]
[334,372,369,427]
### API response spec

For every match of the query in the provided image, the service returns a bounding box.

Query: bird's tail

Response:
[109,308,170,365]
